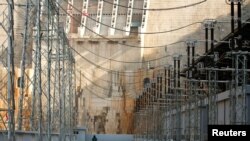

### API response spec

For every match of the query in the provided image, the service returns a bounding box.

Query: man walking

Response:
[92,135,97,141]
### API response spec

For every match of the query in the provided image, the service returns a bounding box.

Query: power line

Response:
[69,39,182,76]
[13,4,146,77]
[77,68,143,85]
[75,70,139,99]
[56,1,185,49]
[84,85,136,101]
[74,42,172,63]
[68,40,143,75]
[102,0,207,11]
[63,0,202,35]
[79,72,138,94]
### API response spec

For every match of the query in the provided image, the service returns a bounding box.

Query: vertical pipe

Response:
[152,81,156,102]
[135,98,138,112]
[174,60,176,88]
[152,86,155,141]
[177,57,182,140]
[178,60,180,88]
[157,76,159,99]
[150,82,153,104]
[231,1,235,33]
[237,2,242,31]
[168,69,170,93]
[142,93,144,110]
[231,1,235,49]
[146,87,148,106]
[139,95,141,111]
[165,68,167,95]
[192,46,195,78]
[192,46,195,66]
[187,46,190,68]
[205,27,208,53]
[211,28,214,53]
[147,87,150,106]
[238,1,242,49]
[144,91,147,110]
[177,58,181,141]
[160,76,162,98]
[187,45,190,79]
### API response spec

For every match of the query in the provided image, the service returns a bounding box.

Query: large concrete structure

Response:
[65,0,145,134]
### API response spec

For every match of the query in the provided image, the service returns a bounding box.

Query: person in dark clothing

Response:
[92,135,97,141]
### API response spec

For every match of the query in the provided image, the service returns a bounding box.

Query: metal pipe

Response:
[160,76,162,98]
[211,27,214,53]
[205,27,208,53]
[147,87,150,105]
[231,1,235,49]
[165,68,167,95]
[168,69,171,93]
[178,60,180,87]
[174,60,176,88]
[238,1,242,49]
[157,77,159,99]
[187,45,190,78]
[192,46,195,78]
[192,46,195,67]
[153,82,157,102]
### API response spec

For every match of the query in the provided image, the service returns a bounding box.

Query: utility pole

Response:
[173,54,182,141]
[34,0,43,140]
[68,50,75,141]
[61,35,66,141]
[208,54,219,125]
[230,0,235,50]
[185,40,197,141]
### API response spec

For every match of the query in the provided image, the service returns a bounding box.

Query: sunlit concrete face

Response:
[1,0,250,136]
[143,0,250,68]
[67,0,250,134]
[67,0,145,134]
[70,37,142,134]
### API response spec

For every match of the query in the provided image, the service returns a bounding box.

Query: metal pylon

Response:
[208,68,218,125]
[17,0,30,131]
[6,0,15,141]
[230,51,248,125]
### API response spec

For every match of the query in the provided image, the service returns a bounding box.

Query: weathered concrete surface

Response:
[143,0,250,67]
[70,36,141,134]
[67,0,250,134]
